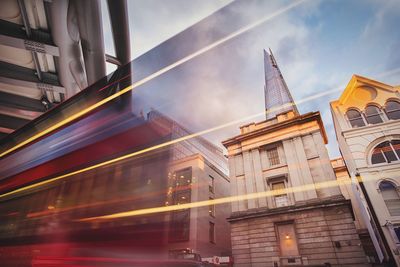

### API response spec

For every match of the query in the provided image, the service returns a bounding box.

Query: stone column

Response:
[252,149,268,208]
[243,150,256,209]
[283,139,305,202]
[312,132,341,196]
[293,136,317,199]
[228,158,239,212]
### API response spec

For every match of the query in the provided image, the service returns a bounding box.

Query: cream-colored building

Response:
[331,75,400,266]
[222,50,369,267]
[331,157,380,263]
[147,110,232,259]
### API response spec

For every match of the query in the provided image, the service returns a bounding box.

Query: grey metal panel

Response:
[0,76,65,94]
[0,133,8,140]
[0,106,42,120]
[0,127,13,134]
[0,61,60,86]
[0,34,59,56]
[0,113,30,130]
[0,19,53,46]
[0,91,46,112]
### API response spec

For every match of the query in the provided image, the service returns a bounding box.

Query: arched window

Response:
[371,140,400,164]
[346,109,365,128]
[364,105,383,124]
[379,181,400,216]
[385,100,400,120]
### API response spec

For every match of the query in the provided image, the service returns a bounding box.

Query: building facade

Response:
[147,110,232,259]
[331,157,379,263]
[330,75,400,266]
[222,50,369,266]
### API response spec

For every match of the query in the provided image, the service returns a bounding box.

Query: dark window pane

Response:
[381,142,398,163]
[371,148,386,164]
[394,227,400,241]
[386,101,400,120]
[392,140,400,159]
[209,222,215,243]
[365,106,383,124]
[346,109,365,127]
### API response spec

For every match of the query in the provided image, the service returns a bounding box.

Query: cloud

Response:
[102,0,399,158]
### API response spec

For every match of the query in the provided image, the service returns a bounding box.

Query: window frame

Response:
[364,104,384,125]
[346,108,366,128]
[209,197,215,217]
[209,221,215,244]
[267,175,291,208]
[371,140,400,165]
[208,175,214,194]
[385,99,400,120]
[266,146,281,166]
[378,180,400,217]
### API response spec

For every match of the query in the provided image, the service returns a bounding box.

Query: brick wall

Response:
[230,203,370,267]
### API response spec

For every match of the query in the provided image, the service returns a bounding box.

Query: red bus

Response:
[0,64,192,266]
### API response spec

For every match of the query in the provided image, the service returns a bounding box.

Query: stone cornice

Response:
[227,197,351,222]
[222,112,328,148]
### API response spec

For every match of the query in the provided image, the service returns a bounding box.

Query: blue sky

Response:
[102,0,400,158]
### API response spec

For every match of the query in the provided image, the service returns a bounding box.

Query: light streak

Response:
[78,174,375,221]
[0,0,307,159]
[0,68,394,200]
[0,88,336,200]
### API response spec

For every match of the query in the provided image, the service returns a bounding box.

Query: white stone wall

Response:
[330,75,400,265]
[227,118,342,212]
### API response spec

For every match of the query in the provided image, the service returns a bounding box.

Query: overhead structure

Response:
[0,0,130,140]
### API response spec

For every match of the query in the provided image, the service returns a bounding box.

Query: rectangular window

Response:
[276,222,299,256]
[267,147,280,166]
[209,175,214,193]
[209,197,215,217]
[272,182,289,207]
[209,222,215,243]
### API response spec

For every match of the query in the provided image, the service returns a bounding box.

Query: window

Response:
[209,222,215,243]
[385,100,400,120]
[209,175,214,193]
[276,222,299,256]
[364,105,383,125]
[209,197,215,217]
[267,147,280,166]
[272,182,289,207]
[394,227,400,243]
[346,109,365,128]
[371,140,400,164]
[379,181,400,216]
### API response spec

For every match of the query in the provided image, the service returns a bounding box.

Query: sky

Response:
[101,0,400,158]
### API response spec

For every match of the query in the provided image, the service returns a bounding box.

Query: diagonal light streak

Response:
[78,173,376,221]
[0,0,307,159]
[0,88,340,201]
[1,65,397,200]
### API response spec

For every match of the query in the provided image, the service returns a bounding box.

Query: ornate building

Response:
[330,75,400,266]
[222,50,369,266]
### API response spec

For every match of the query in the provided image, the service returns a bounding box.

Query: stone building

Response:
[222,49,369,266]
[330,75,400,266]
[331,157,379,263]
[147,110,232,259]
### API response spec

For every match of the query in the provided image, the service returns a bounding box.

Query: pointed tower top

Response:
[264,48,299,120]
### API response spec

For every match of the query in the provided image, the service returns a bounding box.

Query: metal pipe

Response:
[107,0,131,65]
[74,0,106,86]
[48,0,88,98]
